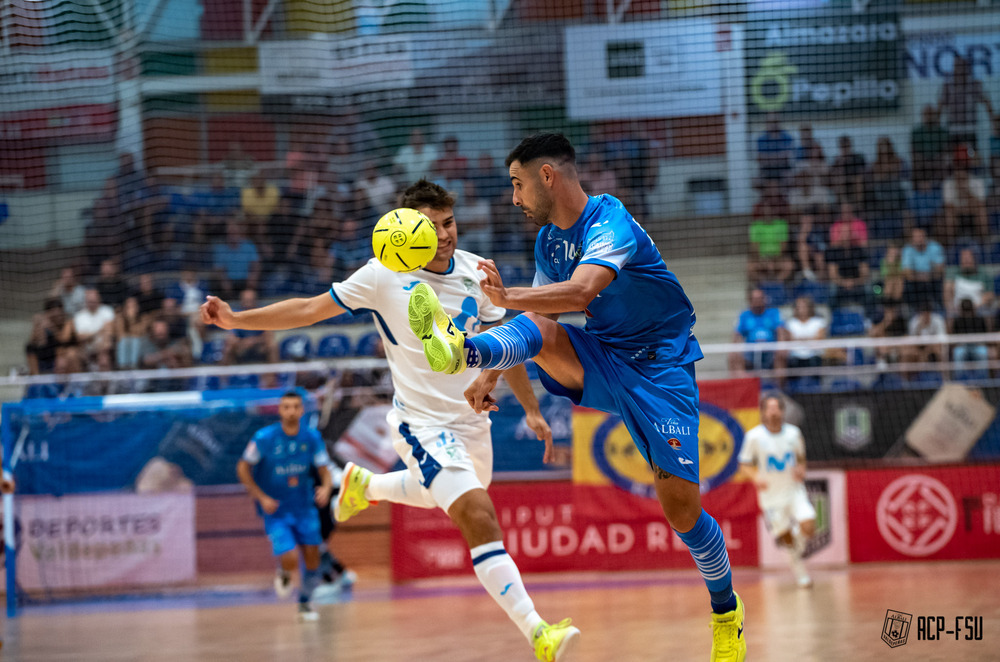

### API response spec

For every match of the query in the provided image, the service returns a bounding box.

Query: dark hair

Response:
[400,179,456,210]
[759,392,785,411]
[43,298,63,311]
[959,298,975,314]
[281,390,303,401]
[505,132,576,168]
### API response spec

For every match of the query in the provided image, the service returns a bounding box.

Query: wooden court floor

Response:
[3,561,997,662]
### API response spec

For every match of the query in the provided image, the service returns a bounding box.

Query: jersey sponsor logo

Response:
[876,475,957,557]
[654,419,692,437]
[403,280,420,291]
[766,451,795,472]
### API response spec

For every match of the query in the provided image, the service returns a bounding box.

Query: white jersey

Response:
[331,250,505,427]
[739,423,806,508]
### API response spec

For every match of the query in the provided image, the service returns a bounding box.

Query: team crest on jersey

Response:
[667,438,682,450]
[462,277,477,293]
[288,476,299,487]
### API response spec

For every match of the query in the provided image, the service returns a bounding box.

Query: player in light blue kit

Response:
[237,390,333,622]
[408,133,746,661]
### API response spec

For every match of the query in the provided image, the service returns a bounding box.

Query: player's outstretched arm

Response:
[501,365,554,463]
[478,259,614,314]
[200,292,345,331]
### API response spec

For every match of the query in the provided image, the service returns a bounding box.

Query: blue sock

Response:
[675,510,737,614]
[299,567,321,604]
[465,314,543,370]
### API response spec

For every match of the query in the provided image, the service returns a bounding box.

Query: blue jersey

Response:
[242,423,331,515]
[533,194,703,364]
[735,308,783,343]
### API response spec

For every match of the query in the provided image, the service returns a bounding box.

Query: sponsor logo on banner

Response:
[259,37,414,95]
[876,474,957,557]
[848,465,1000,562]
[834,401,873,451]
[17,492,196,590]
[906,31,1000,80]
[0,51,115,114]
[391,481,759,580]
[573,378,759,494]
[565,20,723,120]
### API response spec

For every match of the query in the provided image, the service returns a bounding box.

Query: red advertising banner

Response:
[0,104,118,142]
[391,480,758,581]
[847,464,1000,562]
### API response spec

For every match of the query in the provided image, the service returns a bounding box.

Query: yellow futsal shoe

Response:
[408,283,466,374]
[710,593,746,662]
[334,462,373,523]
[533,618,580,661]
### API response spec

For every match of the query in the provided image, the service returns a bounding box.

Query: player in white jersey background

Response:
[738,393,816,588]
[200,180,580,662]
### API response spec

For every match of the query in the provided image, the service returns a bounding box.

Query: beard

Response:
[524,194,554,227]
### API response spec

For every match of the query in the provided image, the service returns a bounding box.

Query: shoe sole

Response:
[407,284,461,374]
[334,462,365,523]
[554,627,580,661]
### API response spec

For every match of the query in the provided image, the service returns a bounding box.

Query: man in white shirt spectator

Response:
[901,301,947,370]
[392,128,438,187]
[50,267,87,316]
[73,288,115,359]
[941,146,989,242]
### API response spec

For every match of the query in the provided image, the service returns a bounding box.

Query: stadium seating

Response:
[316,333,352,358]
[279,334,313,361]
[354,331,382,357]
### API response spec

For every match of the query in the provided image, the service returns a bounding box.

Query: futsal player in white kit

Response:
[200,180,580,661]
[738,393,816,588]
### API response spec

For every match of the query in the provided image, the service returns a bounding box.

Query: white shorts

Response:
[761,485,816,538]
[387,409,493,512]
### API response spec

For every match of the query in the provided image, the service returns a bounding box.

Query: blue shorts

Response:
[536,324,701,484]
[262,510,323,556]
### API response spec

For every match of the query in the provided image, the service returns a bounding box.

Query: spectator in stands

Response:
[159,297,192,343]
[85,180,124,272]
[167,268,208,317]
[900,301,947,370]
[937,55,994,153]
[393,128,438,187]
[909,175,943,234]
[469,152,509,208]
[788,168,835,219]
[241,172,282,232]
[951,298,989,374]
[222,141,255,188]
[829,200,868,248]
[139,318,193,371]
[901,227,945,308]
[223,289,278,365]
[878,244,905,307]
[783,296,826,375]
[131,273,164,319]
[212,221,260,299]
[50,267,87,316]
[328,217,372,281]
[944,248,993,317]
[459,181,493,256]
[356,161,398,214]
[869,302,908,366]
[756,113,795,183]
[829,135,866,205]
[748,183,795,285]
[825,224,870,311]
[114,296,146,369]
[911,105,950,183]
[284,140,324,212]
[579,150,619,197]
[25,299,75,375]
[795,123,823,164]
[432,136,469,194]
[73,288,115,360]
[114,152,150,215]
[941,145,989,243]
[865,137,910,240]
[189,172,240,218]
[327,135,363,192]
[730,287,785,373]
[795,213,827,282]
[26,349,87,400]
[95,258,128,309]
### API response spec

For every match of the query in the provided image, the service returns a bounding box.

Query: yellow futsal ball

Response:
[372,208,438,273]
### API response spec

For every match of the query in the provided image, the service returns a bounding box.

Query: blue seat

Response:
[792,281,829,305]
[910,371,944,388]
[354,331,383,357]
[200,338,226,364]
[785,376,822,394]
[872,372,903,391]
[988,239,1000,266]
[828,377,862,392]
[279,334,313,361]
[316,333,351,358]
[830,310,866,337]
[227,374,259,389]
[758,281,788,307]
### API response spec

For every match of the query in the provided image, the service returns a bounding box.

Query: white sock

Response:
[365,470,436,509]
[470,541,543,642]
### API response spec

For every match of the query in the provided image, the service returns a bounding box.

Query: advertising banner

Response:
[905,30,1000,81]
[573,378,760,494]
[391,480,758,581]
[757,469,849,569]
[745,0,902,114]
[0,51,116,114]
[17,492,196,590]
[565,20,723,120]
[847,464,1000,562]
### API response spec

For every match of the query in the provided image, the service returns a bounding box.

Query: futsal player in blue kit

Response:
[408,133,746,661]
[237,390,333,622]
